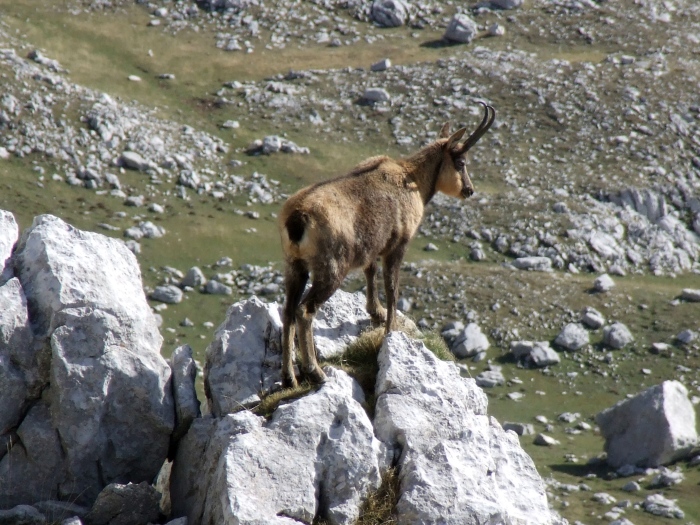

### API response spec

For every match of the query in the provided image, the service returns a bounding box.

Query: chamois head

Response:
[435,103,496,199]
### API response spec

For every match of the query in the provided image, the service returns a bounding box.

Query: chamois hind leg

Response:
[382,243,408,334]
[295,274,342,385]
[364,260,387,326]
[282,260,309,388]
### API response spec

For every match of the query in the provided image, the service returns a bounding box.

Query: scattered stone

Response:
[475,369,505,388]
[650,342,671,354]
[451,322,490,358]
[0,505,46,524]
[503,422,535,436]
[511,341,560,368]
[642,494,684,519]
[554,323,589,351]
[649,468,684,488]
[128,75,142,82]
[603,322,634,349]
[370,58,392,72]
[204,280,232,295]
[534,433,560,446]
[181,266,207,288]
[592,492,617,505]
[676,329,696,344]
[596,380,698,468]
[512,256,552,272]
[362,87,391,104]
[120,151,149,171]
[594,273,616,292]
[680,288,700,302]
[581,307,605,329]
[621,481,640,492]
[371,0,409,27]
[151,285,184,304]
[443,14,479,44]
[490,0,523,8]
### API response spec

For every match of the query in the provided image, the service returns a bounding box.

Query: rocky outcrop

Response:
[0,213,175,509]
[171,368,388,525]
[374,332,553,524]
[596,380,698,468]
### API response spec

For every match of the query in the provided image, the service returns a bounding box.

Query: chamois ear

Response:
[446,127,467,150]
[439,122,451,138]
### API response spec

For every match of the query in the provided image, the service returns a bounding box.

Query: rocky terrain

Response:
[1,0,700,523]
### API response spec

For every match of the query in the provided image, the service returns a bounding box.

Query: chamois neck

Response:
[402,141,445,205]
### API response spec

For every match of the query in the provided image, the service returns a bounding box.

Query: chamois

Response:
[278,103,496,387]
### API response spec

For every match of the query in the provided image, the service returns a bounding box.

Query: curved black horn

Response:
[460,102,495,153]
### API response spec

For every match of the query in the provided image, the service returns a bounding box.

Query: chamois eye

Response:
[455,158,466,170]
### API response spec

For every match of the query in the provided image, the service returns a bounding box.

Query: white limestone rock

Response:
[512,256,553,272]
[362,87,391,104]
[490,0,523,8]
[554,323,589,351]
[374,332,552,524]
[0,278,36,438]
[181,266,206,288]
[151,284,184,304]
[204,296,283,414]
[450,322,490,358]
[594,273,616,292]
[596,380,698,468]
[171,368,387,525]
[371,0,409,27]
[681,288,700,302]
[443,14,479,44]
[170,345,201,443]
[0,210,18,284]
[511,341,560,368]
[603,322,634,349]
[5,215,174,506]
[313,290,372,359]
[581,307,605,329]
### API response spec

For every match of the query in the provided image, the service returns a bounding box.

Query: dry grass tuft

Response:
[252,383,315,418]
[419,330,455,362]
[356,468,401,525]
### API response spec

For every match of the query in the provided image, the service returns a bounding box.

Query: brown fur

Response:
[278,105,496,387]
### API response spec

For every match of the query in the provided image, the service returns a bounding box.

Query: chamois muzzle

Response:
[461,184,474,198]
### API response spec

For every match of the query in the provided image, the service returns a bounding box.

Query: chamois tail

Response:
[285,210,309,244]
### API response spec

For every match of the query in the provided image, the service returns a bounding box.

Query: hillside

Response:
[1,0,699,523]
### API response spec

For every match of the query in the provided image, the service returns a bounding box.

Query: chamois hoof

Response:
[304,366,328,385]
[369,307,387,327]
[282,373,299,390]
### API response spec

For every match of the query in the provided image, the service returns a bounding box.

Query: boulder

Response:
[490,0,523,8]
[593,273,615,292]
[204,296,284,414]
[0,210,18,283]
[362,88,391,104]
[0,505,46,525]
[554,323,589,351]
[84,482,161,525]
[370,0,409,27]
[510,341,560,367]
[512,256,553,272]
[580,307,605,329]
[313,289,373,359]
[450,322,490,358]
[1,215,174,507]
[680,288,700,302]
[170,345,201,444]
[374,332,552,524]
[596,380,698,468]
[120,151,149,171]
[181,266,206,288]
[171,368,387,525]
[476,368,505,388]
[603,322,633,349]
[150,285,184,304]
[443,14,479,44]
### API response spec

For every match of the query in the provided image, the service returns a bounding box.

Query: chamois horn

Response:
[460,102,496,153]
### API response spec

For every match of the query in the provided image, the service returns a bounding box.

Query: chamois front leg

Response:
[382,243,408,334]
[364,261,387,326]
[282,260,309,389]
